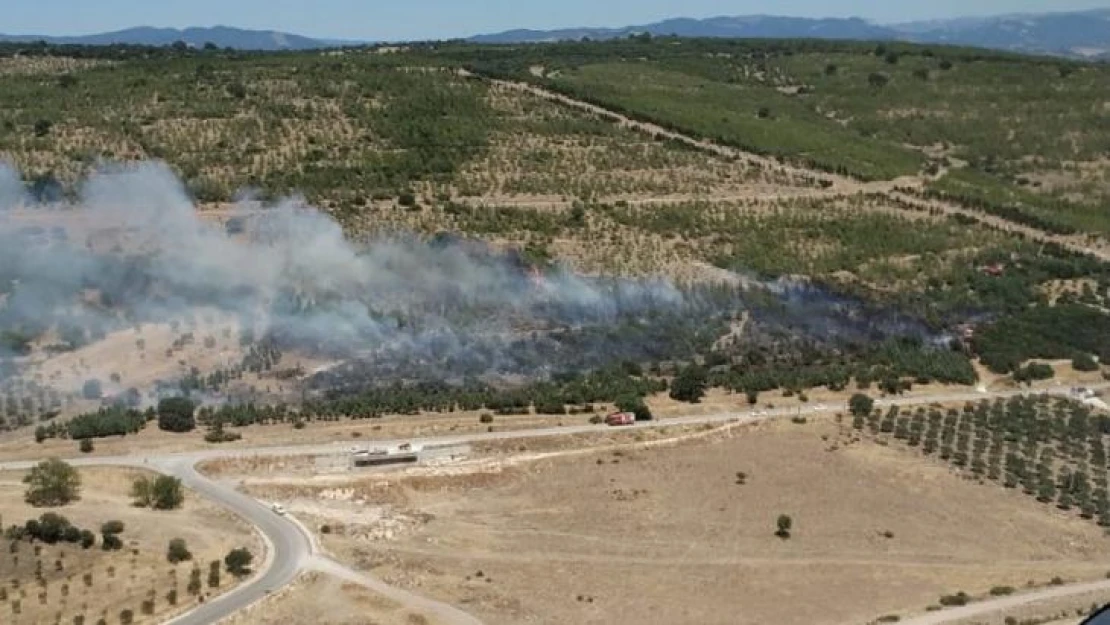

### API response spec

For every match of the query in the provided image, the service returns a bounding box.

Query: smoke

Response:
[0,161,699,382]
[0,160,939,396]
[0,162,27,210]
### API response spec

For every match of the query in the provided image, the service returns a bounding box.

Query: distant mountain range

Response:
[2,9,1110,58]
[0,26,336,51]
[470,9,1110,59]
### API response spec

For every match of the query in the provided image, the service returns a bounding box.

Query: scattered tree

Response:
[849,394,874,418]
[224,548,253,577]
[775,514,793,539]
[157,397,196,432]
[23,459,81,507]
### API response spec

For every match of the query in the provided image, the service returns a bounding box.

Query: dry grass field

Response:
[233,419,1110,625]
[0,466,259,625]
[223,571,443,625]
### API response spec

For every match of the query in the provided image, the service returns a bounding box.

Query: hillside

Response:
[0,26,335,50]
[471,9,1110,58]
[0,38,1108,436]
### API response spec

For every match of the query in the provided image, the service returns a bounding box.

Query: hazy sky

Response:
[6,0,1110,41]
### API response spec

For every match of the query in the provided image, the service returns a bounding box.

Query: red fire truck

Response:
[605,412,636,427]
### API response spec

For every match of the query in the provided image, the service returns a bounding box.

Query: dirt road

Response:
[472,72,1110,263]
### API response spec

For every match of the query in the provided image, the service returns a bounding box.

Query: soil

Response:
[238,418,1110,625]
[0,466,259,625]
[222,571,443,625]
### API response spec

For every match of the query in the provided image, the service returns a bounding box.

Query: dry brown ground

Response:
[223,571,443,625]
[0,466,259,625]
[943,588,1108,625]
[234,418,1110,625]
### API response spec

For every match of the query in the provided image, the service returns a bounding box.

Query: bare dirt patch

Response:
[0,466,259,625]
[223,571,442,625]
[281,420,1110,625]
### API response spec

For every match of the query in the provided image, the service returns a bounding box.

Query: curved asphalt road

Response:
[159,458,312,625]
[1,382,1106,625]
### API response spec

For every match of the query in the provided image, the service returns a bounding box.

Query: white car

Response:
[271,503,286,516]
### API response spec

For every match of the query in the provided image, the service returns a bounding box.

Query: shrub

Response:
[100,534,123,551]
[78,438,94,453]
[775,514,792,539]
[224,548,253,577]
[167,538,192,564]
[1073,353,1099,372]
[151,476,185,510]
[23,459,81,507]
[848,394,874,418]
[938,592,970,606]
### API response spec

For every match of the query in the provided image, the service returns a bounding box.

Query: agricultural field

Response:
[234,418,1110,625]
[437,38,1110,235]
[1,39,1109,449]
[0,465,259,625]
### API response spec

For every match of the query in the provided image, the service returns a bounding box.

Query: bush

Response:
[938,592,970,606]
[167,538,192,564]
[151,476,185,510]
[100,520,125,535]
[78,438,94,453]
[479,413,494,424]
[1073,353,1100,372]
[23,458,81,507]
[989,585,1014,596]
[849,394,874,418]
[224,548,253,577]
[775,514,792,539]
[130,477,152,507]
[669,365,708,403]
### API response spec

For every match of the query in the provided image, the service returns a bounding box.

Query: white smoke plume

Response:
[0,161,694,385]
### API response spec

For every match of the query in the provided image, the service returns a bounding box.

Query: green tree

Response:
[669,365,707,403]
[615,395,652,421]
[849,394,874,418]
[157,397,196,433]
[224,548,253,577]
[775,514,793,539]
[166,538,192,564]
[23,458,81,507]
[151,476,185,510]
[78,438,94,454]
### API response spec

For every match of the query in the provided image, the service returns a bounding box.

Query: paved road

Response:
[160,457,312,625]
[1,382,1106,625]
